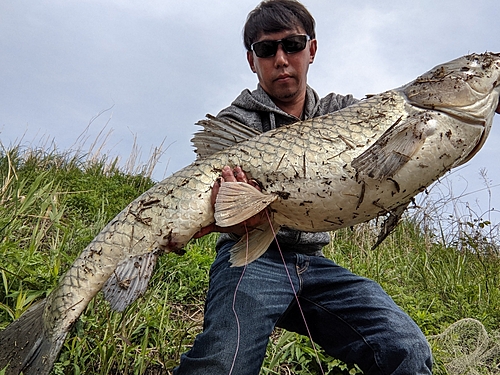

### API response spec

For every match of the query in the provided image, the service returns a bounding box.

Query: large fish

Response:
[1,52,499,375]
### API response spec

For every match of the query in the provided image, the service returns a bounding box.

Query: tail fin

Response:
[0,299,65,375]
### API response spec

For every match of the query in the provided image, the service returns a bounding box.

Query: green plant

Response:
[1,141,500,374]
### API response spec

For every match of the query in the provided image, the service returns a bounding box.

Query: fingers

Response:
[197,165,264,239]
[221,165,249,183]
[248,178,261,191]
[193,208,269,239]
[212,165,236,205]
[192,224,216,238]
[221,166,236,182]
[210,178,221,206]
[216,166,260,197]
[233,166,249,183]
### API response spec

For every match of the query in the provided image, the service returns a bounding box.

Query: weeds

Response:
[1,143,500,374]
[0,145,157,329]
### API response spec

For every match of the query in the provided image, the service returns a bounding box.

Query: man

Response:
[174,1,435,374]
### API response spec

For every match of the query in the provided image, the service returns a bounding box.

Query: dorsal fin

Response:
[191,114,261,158]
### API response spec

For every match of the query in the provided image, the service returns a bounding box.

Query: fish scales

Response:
[1,52,499,375]
[214,92,413,231]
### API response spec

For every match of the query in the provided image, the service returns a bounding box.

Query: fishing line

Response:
[264,210,325,375]
[228,223,249,375]
[227,213,324,375]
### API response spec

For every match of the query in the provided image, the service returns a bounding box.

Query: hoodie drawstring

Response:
[270,112,276,130]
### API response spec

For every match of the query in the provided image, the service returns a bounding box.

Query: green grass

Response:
[1,144,500,374]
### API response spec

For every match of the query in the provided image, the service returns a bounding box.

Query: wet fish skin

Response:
[212,53,500,264]
[0,52,499,375]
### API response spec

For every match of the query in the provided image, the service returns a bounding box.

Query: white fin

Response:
[352,112,436,180]
[192,114,261,159]
[102,252,158,312]
[214,181,277,227]
[229,220,280,267]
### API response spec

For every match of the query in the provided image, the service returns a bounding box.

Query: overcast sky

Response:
[1,0,499,230]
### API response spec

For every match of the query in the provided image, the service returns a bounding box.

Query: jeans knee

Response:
[384,334,433,374]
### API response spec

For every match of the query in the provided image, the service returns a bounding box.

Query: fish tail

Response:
[0,299,65,375]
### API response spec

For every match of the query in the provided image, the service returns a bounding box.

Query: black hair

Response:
[243,0,316,51]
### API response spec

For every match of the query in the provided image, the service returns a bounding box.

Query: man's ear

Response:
[309,39,317,64]
[247,51,257,73]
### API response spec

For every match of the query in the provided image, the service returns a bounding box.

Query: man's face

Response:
[247,27,317,106]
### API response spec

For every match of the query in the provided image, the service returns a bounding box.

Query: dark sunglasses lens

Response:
[282,35,307,53]
[252,35,308,58]
[253,41,278,58]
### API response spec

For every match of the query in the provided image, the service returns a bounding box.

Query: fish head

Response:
[402,52,500,165]
[403,52,500,121]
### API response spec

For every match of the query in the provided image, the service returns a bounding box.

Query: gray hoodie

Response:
[215,84,358,255]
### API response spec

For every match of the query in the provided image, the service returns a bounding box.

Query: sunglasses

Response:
[250,34,311,58]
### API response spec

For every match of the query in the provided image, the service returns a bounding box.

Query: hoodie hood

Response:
[233,84,321,115]
[227,84,322,131]
[233,85,320,121]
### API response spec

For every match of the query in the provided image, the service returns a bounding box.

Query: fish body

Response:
[233,92,463,229]
[1,52,499,375]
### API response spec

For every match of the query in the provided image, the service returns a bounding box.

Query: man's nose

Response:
[274,44,289,67]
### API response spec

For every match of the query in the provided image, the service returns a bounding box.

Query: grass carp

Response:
[1,52,499,375]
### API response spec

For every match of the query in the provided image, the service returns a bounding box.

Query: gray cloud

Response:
[1,0,499,223]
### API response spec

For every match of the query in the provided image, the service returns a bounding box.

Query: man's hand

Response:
[193,166,268,238]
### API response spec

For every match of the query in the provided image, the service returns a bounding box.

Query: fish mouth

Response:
[407,89,499,126]
[451,106,497,167]
[455,126,489,167]
[440,88,499,167]
[440,111,488,126]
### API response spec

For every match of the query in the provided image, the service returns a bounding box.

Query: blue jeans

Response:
[173,242,432,374]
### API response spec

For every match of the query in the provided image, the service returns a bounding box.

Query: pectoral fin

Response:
[352,113,436,180]
[229,220,280,267]
[214,182,277,227]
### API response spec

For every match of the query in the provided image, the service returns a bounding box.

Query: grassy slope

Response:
[0,146,499,374]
